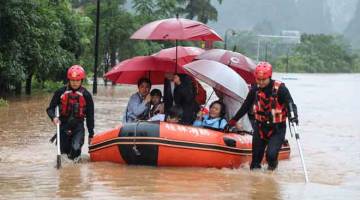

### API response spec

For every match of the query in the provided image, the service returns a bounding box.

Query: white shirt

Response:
[148,114,165,121]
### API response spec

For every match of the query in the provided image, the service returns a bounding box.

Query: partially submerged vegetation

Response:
[1,0,360,96]
[0,98,8,107]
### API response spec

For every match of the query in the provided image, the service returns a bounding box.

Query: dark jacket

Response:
[232,80,297,126]
[163,78,174,114]
[46,86,95,138]
[173,74,199,125]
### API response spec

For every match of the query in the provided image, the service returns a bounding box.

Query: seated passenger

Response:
[122,78,152,123]
[214,88,253,132]
[193,100,227,130]
[148,89,165,121]
[165,105,183,124]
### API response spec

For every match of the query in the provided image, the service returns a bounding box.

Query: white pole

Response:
[292,123,309,183]
[56,106,61,169]
[289,102,309,183]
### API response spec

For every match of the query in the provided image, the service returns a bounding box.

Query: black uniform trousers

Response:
[59,121,85,159]
[250,122,286,170]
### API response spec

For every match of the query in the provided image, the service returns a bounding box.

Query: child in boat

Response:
[148,89,165,121]
[165,105,183,123]
[193,100,227,130]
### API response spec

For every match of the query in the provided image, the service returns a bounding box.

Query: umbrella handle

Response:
[205,90,215,106]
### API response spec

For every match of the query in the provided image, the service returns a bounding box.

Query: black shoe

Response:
[267,161,278,171]
[267,165,277,171]
[250,163,262,170]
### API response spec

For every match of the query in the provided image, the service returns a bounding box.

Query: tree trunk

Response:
[103,53,109,86]
[110,49,116,86]
[15,81,22,95]
[25,73,33,95]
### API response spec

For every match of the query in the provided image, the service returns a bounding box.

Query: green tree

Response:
[274,34,355,73]
[177,0,223,24]
[0,0,87,95]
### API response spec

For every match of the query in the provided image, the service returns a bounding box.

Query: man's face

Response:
[165,73,174,81]
[138,82,151,97]
[256,77,270,88]
[69,80,81,90]
[173,75,181,85]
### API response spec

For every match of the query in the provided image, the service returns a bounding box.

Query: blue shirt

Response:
[123,92,150,123]
[193,115,228,130]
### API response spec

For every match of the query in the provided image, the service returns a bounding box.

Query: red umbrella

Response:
[131,17,222,68]
[196,49,257,84]
[130,17,223,41]
[152,46,205,66]
[104,56,185,85]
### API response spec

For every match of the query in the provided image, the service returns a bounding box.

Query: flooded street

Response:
[0,73,359,199]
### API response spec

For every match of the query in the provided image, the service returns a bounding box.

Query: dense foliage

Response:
[226,31,360,73]
[1,0,360,96]
[0,0,222,95]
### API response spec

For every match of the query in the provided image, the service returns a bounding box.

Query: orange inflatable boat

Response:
[89,121,290,168]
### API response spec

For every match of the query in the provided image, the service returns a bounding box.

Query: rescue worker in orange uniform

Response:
[46,65,94,160]
[228,62,298,170]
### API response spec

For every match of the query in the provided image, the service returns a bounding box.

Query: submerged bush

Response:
[0,98,8,107]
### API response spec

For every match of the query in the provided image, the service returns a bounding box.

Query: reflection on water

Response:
[0,74,360,199]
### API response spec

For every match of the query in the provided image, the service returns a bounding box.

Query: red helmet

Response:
[67,65,86,80]
[254,62,272,79]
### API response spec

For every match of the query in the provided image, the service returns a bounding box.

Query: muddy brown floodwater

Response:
[0,73,359,199]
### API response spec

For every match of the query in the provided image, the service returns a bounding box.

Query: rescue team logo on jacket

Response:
[60,87,86,119]
[253,80,287,124]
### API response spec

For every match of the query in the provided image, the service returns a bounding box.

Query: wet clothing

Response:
[60,88,87,119]
[193,115,227,130]
[164,77,205,114]
[59,122,85,159]
[250,122,286,170]
[163,79,175,114]
[231,80,297,170]
[46,86,94,159]
[123,92,150,123]
[173,74,199,125]
[253,80,287,125]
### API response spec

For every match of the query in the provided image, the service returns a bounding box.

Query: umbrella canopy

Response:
[130,17,223,41]
[196,49,257,84]
[152,46,205,66]
[183,60,249,102]
[104,56,185,85]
